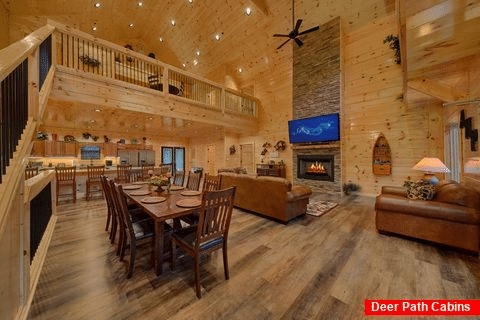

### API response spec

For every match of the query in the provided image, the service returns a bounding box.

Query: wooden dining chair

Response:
[101,176,116,237]
[173,170,185,186]
[112,183,173,278]
[25,167,39,180]
[202,174,222,192]
[55,166,76,204]
[171,186,236,298]
[141,164,155,181]
[116,164,132,183]
[186,171,201,191]
[86,165,105,200]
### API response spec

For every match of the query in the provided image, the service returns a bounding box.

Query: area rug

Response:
[307,200,338,217]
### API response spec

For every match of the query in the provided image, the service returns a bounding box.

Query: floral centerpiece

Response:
[147,173,171,192]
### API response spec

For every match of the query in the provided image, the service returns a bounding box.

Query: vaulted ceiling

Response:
[4,0,394,83]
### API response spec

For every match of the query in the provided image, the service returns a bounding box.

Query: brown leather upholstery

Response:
[219,173,312,223]
[375,181,480,253]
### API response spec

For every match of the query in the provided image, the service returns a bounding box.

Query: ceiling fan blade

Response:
[273,34,290,37]
[294,19,303,33]
[294,38,303,47]
[277,39,291,50]
[298,25,320,36]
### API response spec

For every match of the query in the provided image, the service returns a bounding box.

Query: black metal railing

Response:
[0,59,29,183]
[39,35,52,89]
[30,182,53,262]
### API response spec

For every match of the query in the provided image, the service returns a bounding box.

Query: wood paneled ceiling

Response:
[5,0,394,82]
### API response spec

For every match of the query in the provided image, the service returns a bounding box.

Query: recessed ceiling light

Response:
[214,33,223,41]
[193,59,198,66]
[92,25,97,31]
[94,2,101,8]
[90,119,96,123]
[244,7,253,15]
[129,23,135,27]
[196,50,200,56]
[148,117,153,120]
[159,37,164,42]
[182,63,186,67]
[238,67,243,73]
[171,20,176,26]
[137,2,143,7]
[95,108,101,112]
[188,0,193,3]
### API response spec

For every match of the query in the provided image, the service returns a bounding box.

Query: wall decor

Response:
[460,110,478,151]
[229,145,236,155]
[36,131,48,140]
[372,134,392,175]
[104,135,109,143]
[80,55,101,67]
[82,132,91,139]
[274,140,286,151]
[64,135,75,142]
[383,34,401,64]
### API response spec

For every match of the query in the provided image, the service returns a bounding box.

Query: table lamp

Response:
[412,157,450,184]
[464,157,480,174]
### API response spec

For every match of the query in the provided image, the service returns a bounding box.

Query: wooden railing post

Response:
[28,49,39,121]
[221,88,226,114]
[162,65,169,95]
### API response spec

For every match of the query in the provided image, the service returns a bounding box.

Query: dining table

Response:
[122,183,202,275]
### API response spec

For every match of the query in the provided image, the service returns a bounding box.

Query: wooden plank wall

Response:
[343,14,444,196]
[0,1,9,50]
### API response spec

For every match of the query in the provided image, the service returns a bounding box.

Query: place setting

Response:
[176,198,201,208]
[169,185,185,191]
[123,185,142,190]
[128,190,152,196]
[141,196,166,204]
[180,190,202,196]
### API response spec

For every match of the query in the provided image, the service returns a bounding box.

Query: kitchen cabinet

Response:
[64,142,78,157]
[103,143,118,156]
[41,141,78,157]
[31,141,46,157]
[45,141,64,156]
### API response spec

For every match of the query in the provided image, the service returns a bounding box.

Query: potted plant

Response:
[343,182,361,196]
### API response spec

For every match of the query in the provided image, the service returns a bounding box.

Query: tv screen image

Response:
[80,146,101,160]
[288,113,340,144]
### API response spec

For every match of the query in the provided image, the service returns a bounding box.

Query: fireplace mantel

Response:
[291,142,340,150]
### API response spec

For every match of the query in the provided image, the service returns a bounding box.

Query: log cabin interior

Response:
[1,0,480,318]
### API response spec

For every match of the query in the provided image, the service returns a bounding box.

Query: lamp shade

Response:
[465,157,480,174]
[412,157,451,173]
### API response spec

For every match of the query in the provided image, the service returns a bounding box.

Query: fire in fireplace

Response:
[297,154,334,181]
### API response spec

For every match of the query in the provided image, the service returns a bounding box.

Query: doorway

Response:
[240,143,254,174]
[161,147,185,173]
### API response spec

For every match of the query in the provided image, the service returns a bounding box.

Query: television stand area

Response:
[256,163,286,178]
[291,142,340,150]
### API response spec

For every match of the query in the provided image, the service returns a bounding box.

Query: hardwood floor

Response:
[29,195,480,319]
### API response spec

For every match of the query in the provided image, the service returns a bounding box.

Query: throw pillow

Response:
[403,180,435,200]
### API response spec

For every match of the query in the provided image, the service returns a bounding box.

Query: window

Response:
[446,123,461,182]
[162,147,185,172]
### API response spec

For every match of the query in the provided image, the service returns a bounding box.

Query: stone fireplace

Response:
[292,17,341,196]
[297,154,334,181]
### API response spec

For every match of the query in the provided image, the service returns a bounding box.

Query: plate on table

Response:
[129,190,151,196]
[141,196,166,204]
[123,185,142,190]
[176,199,201,208]
[180,190,201,196]
[170,185,184,191]
[133,181,147,185]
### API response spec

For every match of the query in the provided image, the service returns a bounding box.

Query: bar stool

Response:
[86,165,105,200]
[55,166,76,204]
[116,164,132,183]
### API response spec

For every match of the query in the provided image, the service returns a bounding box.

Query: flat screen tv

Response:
[80,146,101,160]
[288,113,340,144]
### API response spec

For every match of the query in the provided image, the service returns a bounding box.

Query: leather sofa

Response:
[219,173,312,223]
[375,181,480,252]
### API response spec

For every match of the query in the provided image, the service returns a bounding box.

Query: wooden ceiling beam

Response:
[250,0,269,16]
[408,76,468,102]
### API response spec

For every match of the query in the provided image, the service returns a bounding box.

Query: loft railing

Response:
[52,21,257,117]
[39,35,52,89]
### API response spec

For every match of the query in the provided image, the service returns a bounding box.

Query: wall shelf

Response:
[372,134,392,176]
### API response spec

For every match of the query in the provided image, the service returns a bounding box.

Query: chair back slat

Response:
[25,167,39,180]
[159,164,172,175]
[196,187,236,248]
[186,171,201,191]
[173,171,185,186]
[101,176,114,210]
[55,166,76,182]
[87,165,105,180]
[202,174,222,191]
[117,164,132,183]
[110,181,136,239]
[141,165,155,180]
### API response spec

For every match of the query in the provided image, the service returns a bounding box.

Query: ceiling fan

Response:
[273,0,320,50]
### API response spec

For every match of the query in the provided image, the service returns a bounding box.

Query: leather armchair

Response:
[375,181,480,253]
